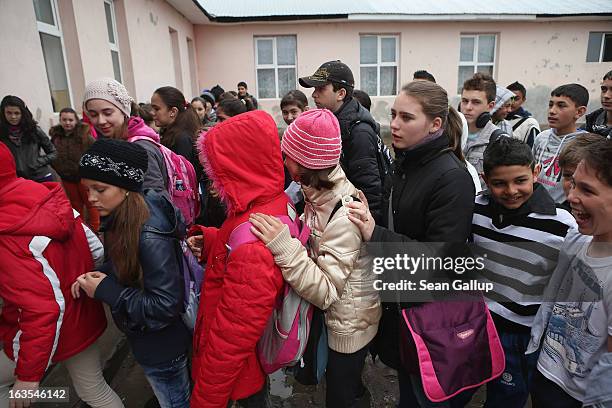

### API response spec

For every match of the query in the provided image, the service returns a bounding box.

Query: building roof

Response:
[193,0,612,22]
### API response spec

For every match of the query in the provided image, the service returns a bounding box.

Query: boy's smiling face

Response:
[281,103,304,125]
[568,160,612,242]
[484,164,540,210]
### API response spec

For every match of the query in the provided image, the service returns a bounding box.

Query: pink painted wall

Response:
[1,0,199,131]
[122,0,198,103]
[0,0,56,130]
[194,19,612,126]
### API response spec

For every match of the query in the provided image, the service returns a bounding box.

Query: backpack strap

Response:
[511,116,529,131]
[326,195,360,226]
[227,203,311,253]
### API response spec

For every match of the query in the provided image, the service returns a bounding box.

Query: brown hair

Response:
[400,81,464,161]
[106,192,150,287]
[559,133,606,169]
[154,86,202,146]
[462,72,497,103]
[297,166,336,190]
[582,137,612,186]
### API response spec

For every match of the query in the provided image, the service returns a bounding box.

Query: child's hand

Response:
[347,190,375,242]
[71,277,84,299]
[187,235,204,260]
[77,272,107,298]
[249,213,285,245]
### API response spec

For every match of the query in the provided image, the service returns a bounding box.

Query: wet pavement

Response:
[93,351,488,408]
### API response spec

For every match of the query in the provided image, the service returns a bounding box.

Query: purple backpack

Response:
[399,298,505,402]
[226,203,312,374]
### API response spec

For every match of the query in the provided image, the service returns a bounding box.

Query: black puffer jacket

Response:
[95,189,190,366]
[584,108,611,137]
[369,134,475,369]
[0,127,57,181]
[335,97,384,224]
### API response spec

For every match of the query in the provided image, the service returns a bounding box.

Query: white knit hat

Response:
[83,78,133,117]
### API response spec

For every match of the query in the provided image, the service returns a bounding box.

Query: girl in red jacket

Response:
[187,110,289,407]
[0,142,122,408]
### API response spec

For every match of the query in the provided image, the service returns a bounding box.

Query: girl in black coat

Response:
[348,81,476,407]
[73,139,191,408]
[0,95,57,182]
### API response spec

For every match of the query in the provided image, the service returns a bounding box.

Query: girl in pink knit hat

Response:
[250,108,381,407]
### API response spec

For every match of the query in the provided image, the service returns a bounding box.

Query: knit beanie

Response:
[83,78,133,117]
[281,108,342,170]
[79,139,148,191]
[0,142,17,183]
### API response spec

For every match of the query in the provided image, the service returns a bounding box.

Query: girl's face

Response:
[82,179,127,217]
[390,93,441,150]
[284,156,302,182]
[150,93,176,127]
[60,112,77,132]
[86,99,126,138]
[192,100,206,120]
[4,106,22,126]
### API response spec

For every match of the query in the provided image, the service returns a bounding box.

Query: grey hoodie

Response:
[463,120,500,191]
[532,128,587,203]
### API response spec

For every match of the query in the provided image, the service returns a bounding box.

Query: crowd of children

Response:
[0,66,611,408]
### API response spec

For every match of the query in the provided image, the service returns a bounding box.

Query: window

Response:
[169,28,183,90]
[457,34,496,94]
[254,36,296,99]
[104,0,122,82]
[586,32,612,62]
[34,0,71,112]
[360,35,398,96]
[187,38,198,97]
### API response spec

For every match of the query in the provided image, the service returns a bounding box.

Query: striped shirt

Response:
[471,190,577,327]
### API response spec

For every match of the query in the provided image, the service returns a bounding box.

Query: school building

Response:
[1,0,611,131]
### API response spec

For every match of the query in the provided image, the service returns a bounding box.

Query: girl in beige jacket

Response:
[250,108,381,407]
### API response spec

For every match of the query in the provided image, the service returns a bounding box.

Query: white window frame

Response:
[104,0,122,82]
[254,36,297,100]
[587,32,612,62]
[34,0,73,111]
[359,34,399,97]
[458,34,497,93]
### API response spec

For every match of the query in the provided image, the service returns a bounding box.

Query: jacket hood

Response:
[492,86,515,114]
[197,110,284,216]
[127,116,160,143]
[0,179,75,240]
[142,189,185,238]
[336,97,380,138]
[49,122,90,139]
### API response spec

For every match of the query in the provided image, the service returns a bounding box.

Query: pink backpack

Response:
[129,136,200,226]
[226,202,313,374]
[399,297,505,402]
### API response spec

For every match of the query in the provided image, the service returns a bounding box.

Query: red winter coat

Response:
[0,164,106,382]
[190,111,288,407]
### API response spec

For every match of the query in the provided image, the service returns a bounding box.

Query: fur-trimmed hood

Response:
[196,110,284,216]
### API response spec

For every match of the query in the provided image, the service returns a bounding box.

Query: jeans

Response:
[326,346,369,408]
[484,329,539,408]
[141,354,191,408]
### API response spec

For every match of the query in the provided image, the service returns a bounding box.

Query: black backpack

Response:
[342,119,393,226]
